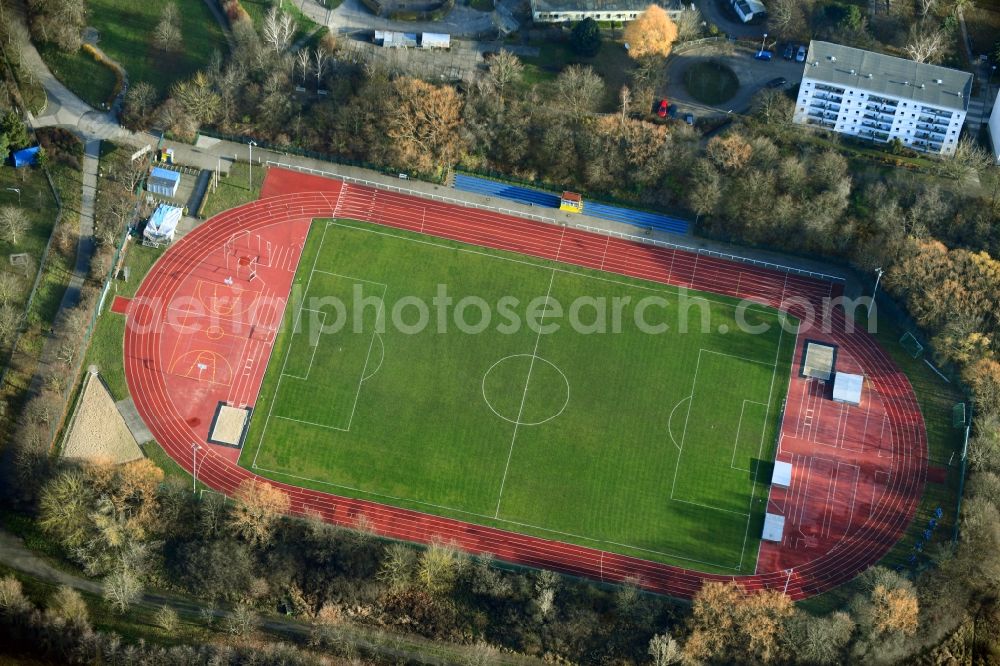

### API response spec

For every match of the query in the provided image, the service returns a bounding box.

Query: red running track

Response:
[122,168,926,599]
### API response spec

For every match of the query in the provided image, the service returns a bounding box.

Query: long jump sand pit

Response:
[62,369,143,464]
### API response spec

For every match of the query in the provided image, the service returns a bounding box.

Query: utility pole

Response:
[192,443,202,493]
[867,267,884,319]
[248,139,257,191]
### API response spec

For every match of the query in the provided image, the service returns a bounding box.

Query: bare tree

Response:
[905,23,947,63]
[0,272,23,306]
[673,6,703,41]
[486,49,523,104]
[48,586,89,627]
[262,6,295,54]
[155,604,179,632]
[152,2,182,51]
[649,631,683,665]
[0,206,28,245]
[103,568,142,614]
[296,48,311,84]
[619,84,631,124]
[553,64,605,118]
[918,0,938,17]
[0,303,21,344]
[313,48,329,87]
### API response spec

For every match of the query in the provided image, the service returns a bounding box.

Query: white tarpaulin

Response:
[144,204,182,243]
[772,460,792,488]
[762,513,785,542]
[833,372,863,406]
[421,32,451,49]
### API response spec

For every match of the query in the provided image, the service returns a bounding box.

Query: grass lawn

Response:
[243,0,320,46]
[0,164,63,327]
[37,44,116,109]
[684,61,740,105]
[521,41,636,112]
[82,242,163,400]
[199,162,265,219]
[80,0,227,97]
[241,219,796,574]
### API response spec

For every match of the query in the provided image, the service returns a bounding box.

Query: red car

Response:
[657,99,669,118]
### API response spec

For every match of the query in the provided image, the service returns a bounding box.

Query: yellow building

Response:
[560,191,583,213]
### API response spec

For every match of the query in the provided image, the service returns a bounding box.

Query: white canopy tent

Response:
[833,372,863,406]
[771,460,792,488]
[762,513,785,542]
[144,204,183,244]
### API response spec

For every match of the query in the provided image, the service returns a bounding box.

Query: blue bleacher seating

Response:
[452,174,689,235]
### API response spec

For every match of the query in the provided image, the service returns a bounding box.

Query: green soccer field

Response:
[240,220,798,574]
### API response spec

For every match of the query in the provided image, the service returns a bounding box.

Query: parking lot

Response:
[662,40,807,120]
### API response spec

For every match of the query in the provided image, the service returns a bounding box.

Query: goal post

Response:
[899,331,924,359]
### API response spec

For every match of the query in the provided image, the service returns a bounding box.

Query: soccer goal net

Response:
[899,331,924,359]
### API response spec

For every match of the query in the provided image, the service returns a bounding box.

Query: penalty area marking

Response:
[281,308,326,381]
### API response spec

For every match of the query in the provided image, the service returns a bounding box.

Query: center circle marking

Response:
[482,354,570,426]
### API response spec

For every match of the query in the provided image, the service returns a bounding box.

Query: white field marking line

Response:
[735,272,742,297]
[276,277,387,432]
[250,463,743,571]
[272,414,350,432]
[341,291,386,431]
[878,414,894,459]
[669,348,702,501]
[756,323,800,572]
[312,269,388,289]
[599,235,610,271]
[872,470,891,515]
[667,396,691,453]
[226,285,273,406]
[251,221,334,469]
[325,221,781,318]
[280,308,327,381]
[738,323,784,570]
[795,457,818,529]
[494,269,557,519]
[731,399,768,472]
[828,461,860,539]
[362,332,385,382]
[672,497,750,518]
[481,354,571,426]
[700,348,777,367]
[820,460,838,539]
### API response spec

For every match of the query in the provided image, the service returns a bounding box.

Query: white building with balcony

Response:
[529,0,682,23]
[793,41,972,156]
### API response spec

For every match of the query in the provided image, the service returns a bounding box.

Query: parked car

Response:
[754,50,773,61]
[657,99,669,118]
[683,113,695,126]
[796,45,807,62]
[783,44,794,60]
[766,77,788,89]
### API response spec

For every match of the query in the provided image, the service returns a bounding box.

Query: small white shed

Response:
[833,372,863,406]
[762,513,785,543]
[421,32,451,49]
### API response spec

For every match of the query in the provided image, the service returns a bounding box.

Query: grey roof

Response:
[803,41,972,112]
[530,0,679,14]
